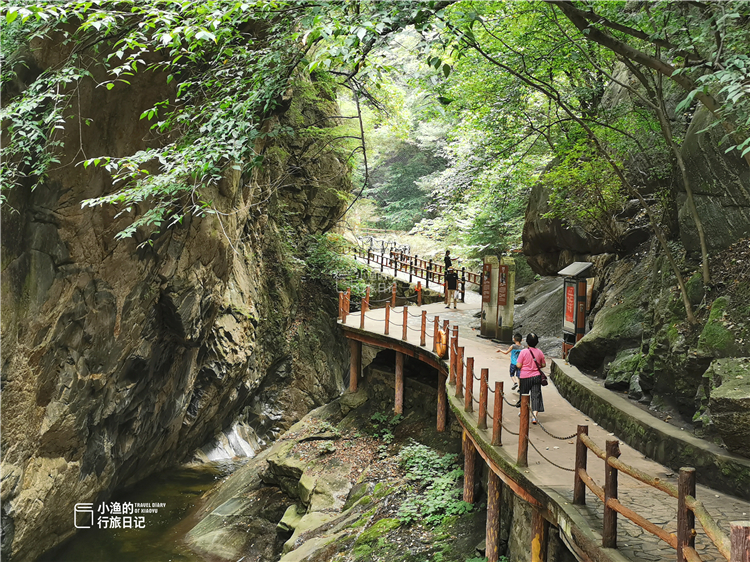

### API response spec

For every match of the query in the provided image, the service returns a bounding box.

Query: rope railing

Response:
[528,439,575,472]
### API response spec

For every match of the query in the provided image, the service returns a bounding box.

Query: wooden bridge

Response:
[337,289,750,562]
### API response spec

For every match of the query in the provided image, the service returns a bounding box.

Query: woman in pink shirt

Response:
[516,333,546,424]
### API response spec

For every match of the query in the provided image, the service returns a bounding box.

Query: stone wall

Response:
[0,36,351,562]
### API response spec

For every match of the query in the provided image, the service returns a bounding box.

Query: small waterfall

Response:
[193,421,265,462]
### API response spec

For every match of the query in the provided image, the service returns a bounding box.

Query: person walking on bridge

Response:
[516,333,545,424]
[444,250,452,270]
[445,267,459,309]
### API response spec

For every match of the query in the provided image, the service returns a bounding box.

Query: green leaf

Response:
[106,83,114,90]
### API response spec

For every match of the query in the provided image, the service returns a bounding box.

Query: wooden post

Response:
[380,251,384,272]
[349,339,360,393]
[393,251,397,276]
[433,316,439,352]
[449,337,455,384]
[384,303,390,336]
[338,291,343,320]
[573,425,589,505]
[518,394,530,467]
[395,352,404,415]
[417,281,422,306]
[409,255,413,283]
[365,285,370,311]
[346,288,351,319]
[730,521,750,562]
[427,259,432,288]
[461,267,466,303]
[478,368,489,429]
[463,430,476,503]
[531,508,548,562]
[437,371,447,432]
[603,439,621,549]
[677,467,696,562]
[455,347,464,398]
[420,310,427,347]
[360,297,366,329]
[465,357,474,412]
[402,306,408,341]
[367,249,371,265]
[486,470,501,562]
[492,381,503,446]
[391,282,397,308]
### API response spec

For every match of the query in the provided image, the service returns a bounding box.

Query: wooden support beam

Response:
[731,521,750,562]
[518,394,530,467]
[437,371,447,432]
[478,368,489,430]
[463,430,477,504]
[456,347,464,399]
[486,469,501,562]
[531,507,548,562]
[402,306,408,341]
[360,298,366,329]
[603,439,620,549]
[420,310,427,347]
[338,291,343,320]
[433,316,439,352]
[349,339,361,393]
[465,357,474,412]
[395,351,404,415]
[391,282,397,308]
[492,381,502,446]
[678,467,696,562]
[574,425,589,505]
[385,303,390,336]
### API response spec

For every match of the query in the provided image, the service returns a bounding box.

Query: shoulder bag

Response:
[528,349,548,386]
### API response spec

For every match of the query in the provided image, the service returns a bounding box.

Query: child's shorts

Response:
[509,364,519,378]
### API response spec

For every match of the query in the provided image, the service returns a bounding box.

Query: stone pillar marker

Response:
[480,255,516,341]
[480,256,498,339]
[496,256,516,343]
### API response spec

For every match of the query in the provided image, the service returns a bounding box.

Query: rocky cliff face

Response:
[1,37,351,561]
[522,73,750,456]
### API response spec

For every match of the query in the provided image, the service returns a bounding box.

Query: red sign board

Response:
[482,264,492,303]
[563,282,576,333]
[497,265,509,306]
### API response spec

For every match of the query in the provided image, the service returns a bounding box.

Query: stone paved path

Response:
[341,299,750,562]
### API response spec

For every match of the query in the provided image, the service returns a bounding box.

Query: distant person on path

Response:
[444,250,452,270]
[516,333,545,424]
[445,267,459,309]
[497,332,523,391]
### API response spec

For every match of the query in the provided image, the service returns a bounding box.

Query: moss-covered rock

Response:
[705,358,750,456]
[604,348,642,390]
[698,297,738,357]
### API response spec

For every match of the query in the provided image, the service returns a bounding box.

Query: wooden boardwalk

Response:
[339,300,750,562]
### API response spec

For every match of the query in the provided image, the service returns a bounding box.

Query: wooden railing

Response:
[352,247,483,302]
[337,289,750,562]
[574,426,746,562]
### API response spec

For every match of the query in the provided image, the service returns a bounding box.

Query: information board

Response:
[481,264,492,303]
[563,280,576,333]
[497,265,509,306]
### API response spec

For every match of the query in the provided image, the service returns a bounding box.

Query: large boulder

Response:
[704,358,750,457]
[604,348,642,390]
[678,106,750,253]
